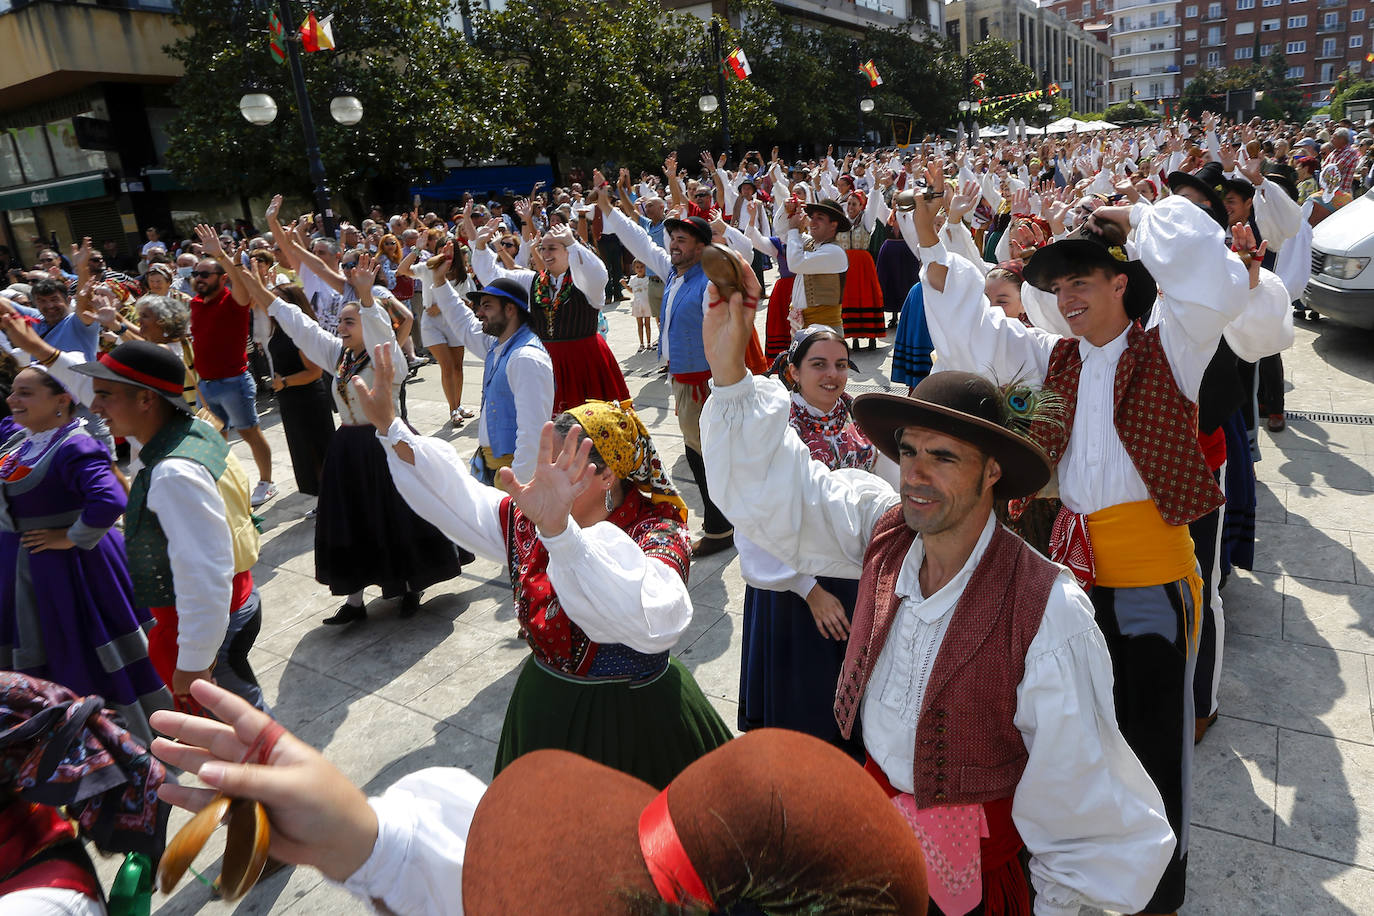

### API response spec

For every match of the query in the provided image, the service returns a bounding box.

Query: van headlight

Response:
[1324,256,1370,279]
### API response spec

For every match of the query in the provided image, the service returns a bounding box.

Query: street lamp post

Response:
[699,20,731,159]
[238,0,362,236]
[1038,101,1054,131]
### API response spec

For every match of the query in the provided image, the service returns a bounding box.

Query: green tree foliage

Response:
[474,0,774,177]
[164,0,495,207]
[1179,53,1306,121]
[963,38,1047,124]
[1329,76,1374,120]
[1102,101,1159,124]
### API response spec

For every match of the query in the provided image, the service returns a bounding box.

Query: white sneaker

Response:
[251,480,278,507]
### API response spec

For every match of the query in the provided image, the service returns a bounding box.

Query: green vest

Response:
[126,415,229,607]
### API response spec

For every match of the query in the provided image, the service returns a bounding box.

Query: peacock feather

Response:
[998,375,1068,439]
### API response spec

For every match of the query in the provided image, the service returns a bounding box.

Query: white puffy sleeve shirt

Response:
[376,419,691,653]
[698,374,1175,916]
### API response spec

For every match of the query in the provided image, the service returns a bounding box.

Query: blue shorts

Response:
[199,370,259,431]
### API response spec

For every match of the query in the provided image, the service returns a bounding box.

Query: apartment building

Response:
[1108,0,1183,104]
[1179,0,1373,105]
[660,0,943,32]
[944,0,1113,111]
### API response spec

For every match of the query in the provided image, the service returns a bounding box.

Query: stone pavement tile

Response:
[1220,570,1284,641]
[280,877,368,916]
[676,613,741,702]
[257,610,410,677]
[1252,519,1355,584]
[1254,481,1286,525]
[1283,576,1374,657]
[1220,632,1374,745]
[1286,489,1374,537]
[409,638,530,742]
[1192,716,1277,843]
[1171,824,1374,916]
[1257,446,1374,493]
[707,694,743,737]
[1275,728,1374,868]
[256,658,360,735]
[1277,386,1333,413]
[328,616,504,706]
[251,568,340,640]
[679,605,728,656]
[292,692,445,787]
[428,586,519,638]
[253,515,318,579]
[688,552,746,614]
[365,721,499,793]
[1264,419,1369,457]
[1351,533,1374,588]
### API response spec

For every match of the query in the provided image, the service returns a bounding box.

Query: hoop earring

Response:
[604,488,614,512]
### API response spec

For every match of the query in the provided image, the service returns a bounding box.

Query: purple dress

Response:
[0,418,170,743]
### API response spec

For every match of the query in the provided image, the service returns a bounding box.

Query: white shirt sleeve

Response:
[602,207,673,279]
[785,230,848,275]
[1015,576,1177,916]
[921,252,1058,383]
[47,351,96,407]
[722,225,753,261]
[359,299,404,369]
[505,347,555,484]
[431,281,491,359]
[716,167,739,213]
[1252,180,1303,253]
[147,457,232,672]
[566,240,610,308]
[735,532,817,599]
[377,419,507,563]
[1221,269,1295,362]
[864,187,888,232]
[471,245,537,290]
[267,297,343,371]
[745,221,779,257]
[700,374,899,579]
[540,517,693,653]
[340,767,486,916]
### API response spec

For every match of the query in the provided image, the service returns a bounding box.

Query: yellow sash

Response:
[1087,500,1203,651]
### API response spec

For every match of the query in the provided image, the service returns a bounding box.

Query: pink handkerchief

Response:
[891,795,988,916]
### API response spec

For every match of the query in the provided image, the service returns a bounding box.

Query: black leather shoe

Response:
[691,533,735,560]
[399,591,422,618]
[323,603,366,626]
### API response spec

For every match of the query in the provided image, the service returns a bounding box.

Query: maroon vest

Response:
[836,508,1059,808]
[1025,322,1225,527]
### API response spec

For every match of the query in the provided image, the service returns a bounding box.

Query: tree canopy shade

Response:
[163,0,498,205]
[1178,53,1307,121]
[471,0,775,178]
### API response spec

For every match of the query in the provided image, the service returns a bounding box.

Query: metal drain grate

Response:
[1284,410,1374,426]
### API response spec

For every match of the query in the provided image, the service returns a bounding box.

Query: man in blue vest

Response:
[596,189,735,558]
[430,263,553,488]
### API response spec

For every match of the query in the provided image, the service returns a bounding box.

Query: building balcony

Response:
[1110,0,1174,11]
[1314,51,1344,58]
[1113,18,1178,35]
[1318,0,1347,7]
[1316,21,1347,32]
[1113,43,1181,56]
[0,0,188,109]
[1109,64,1182,79]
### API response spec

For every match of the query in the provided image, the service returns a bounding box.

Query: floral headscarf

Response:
[565,399,688,524]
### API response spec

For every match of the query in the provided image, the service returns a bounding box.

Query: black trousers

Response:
[682,445,732,537]
[1091,579,1196,914]
[1189,494,1225,720]
[1257,353,1285,416]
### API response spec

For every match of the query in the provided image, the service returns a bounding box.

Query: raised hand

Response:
[948,180,981,223]
[350,342,398,433]
[663,152,678,180]
[0,311,53,360]
[1218,143,1237,173]
[1237,151,1264,186]
[194,223,226,259]
[546,223,576,248]
[700,245,760,388]
[70,237,93,271]
[1010,187,1031,215]
[1114,174,1141,204]
[265,194,283,224]
[346,252,376,297]
[498,421,596,535]
[1231,222,1268,289]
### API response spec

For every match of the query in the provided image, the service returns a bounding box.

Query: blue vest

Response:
[483,323,545,457]
[660,263,711,375]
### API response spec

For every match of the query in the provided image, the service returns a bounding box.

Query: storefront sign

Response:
[0,172,111,211]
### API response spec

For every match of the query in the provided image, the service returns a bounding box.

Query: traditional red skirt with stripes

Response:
[841,249,887,340]
[764,276,796,360]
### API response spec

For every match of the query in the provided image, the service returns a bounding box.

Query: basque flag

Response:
[726,47,752,80]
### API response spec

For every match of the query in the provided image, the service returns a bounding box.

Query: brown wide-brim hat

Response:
[852,371,1051,500]
[803,197,852,232]
[1022,233,1158,322]
[463,730,929,915]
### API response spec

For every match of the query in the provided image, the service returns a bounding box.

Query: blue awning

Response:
[410,165,556,203]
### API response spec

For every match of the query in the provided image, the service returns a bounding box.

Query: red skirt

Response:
[543,335,631,415]
[842,250,886,340]
[764,276,796,360]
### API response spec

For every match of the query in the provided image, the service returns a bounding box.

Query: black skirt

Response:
[276,380,335,496]
[314,424,467,597]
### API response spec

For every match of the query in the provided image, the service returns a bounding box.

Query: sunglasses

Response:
[500,241,518,250]
[39,256,55,262]
[694,193,710,199]
[190,270,220,278]
[341,261,359,270]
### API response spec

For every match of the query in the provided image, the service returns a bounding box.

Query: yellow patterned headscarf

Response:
[565,400,689,524]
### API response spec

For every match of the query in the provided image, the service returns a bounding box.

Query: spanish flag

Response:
[300,11,336,53]
[861,59,883,87]
[726,47,752,80]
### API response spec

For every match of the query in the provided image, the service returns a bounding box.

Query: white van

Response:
[1304,190,1374,329]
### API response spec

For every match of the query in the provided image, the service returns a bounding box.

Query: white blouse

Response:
[699,374,1175,916]
[268,296,403,425]
[375,419,692,654]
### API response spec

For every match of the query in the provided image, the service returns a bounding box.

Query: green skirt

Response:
[494,655,733,789]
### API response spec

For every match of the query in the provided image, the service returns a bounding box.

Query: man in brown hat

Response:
[785,197,850,335]
[696,254,1174,916]
[909,161,1290,915]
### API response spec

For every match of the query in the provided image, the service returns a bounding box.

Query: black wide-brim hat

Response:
[851,371,1051,500]
[71,341,194,415]
[662,215,713,245]
[1166,162,1227,229]
[1261,168,1299,202]
[1216,175,1256,201]
[466,276,531,314]
[1023,233,1158,322]
[803,198,852,232]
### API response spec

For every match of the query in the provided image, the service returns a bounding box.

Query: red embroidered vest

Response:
[835,508,1059,808]
[1027,323,1225,527]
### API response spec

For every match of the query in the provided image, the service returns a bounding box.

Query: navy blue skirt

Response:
[739,577,864,760]
[891,281,933,389]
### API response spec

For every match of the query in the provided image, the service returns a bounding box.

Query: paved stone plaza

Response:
[134,296,1374,915]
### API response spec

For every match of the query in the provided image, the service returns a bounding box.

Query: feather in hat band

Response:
[564,399,688,524]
